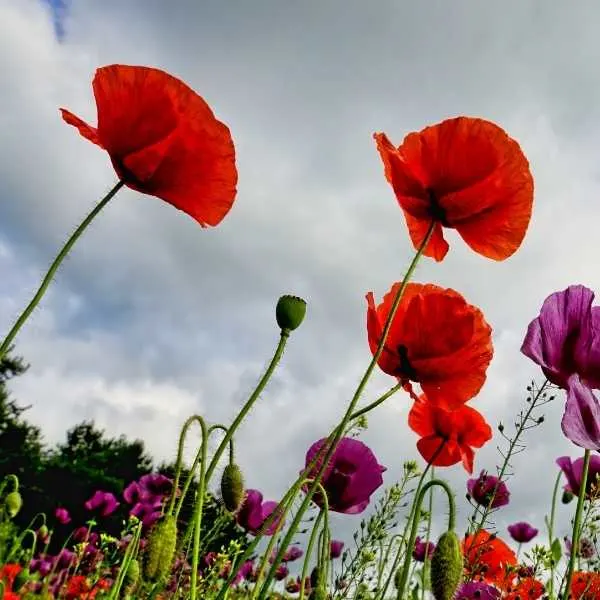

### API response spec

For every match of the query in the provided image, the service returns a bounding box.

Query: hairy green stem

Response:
[299,510,326,600]
[547,470,562,599]
[420,468,435,600]
[189,417,209,600]
[0,180,124,360]
[562,449,591,600]
[349,382,404,421]
[257,222,436,600]
[396,479,456,600]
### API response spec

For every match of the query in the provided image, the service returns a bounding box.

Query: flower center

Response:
[396,344,418,379]
[427,188,450,226]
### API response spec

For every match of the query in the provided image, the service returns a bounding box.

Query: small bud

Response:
[220,463,245,513]
[124,558,140,590]
[276,295,307,332]
[498,422,504,432]
[562,490,575,504]
[430,531,463,600]
[37,525,49,540]
[537,416,545,424]
[5,491,22,518]
[143,514,177,582]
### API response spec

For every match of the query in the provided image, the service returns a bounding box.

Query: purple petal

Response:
[562,375,600,450]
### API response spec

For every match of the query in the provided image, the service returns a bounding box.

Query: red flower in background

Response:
[571,571,600,600]
[374,117,533,261]
[367,282,493,409]
[463,530,517,586]
[61,64,237,227]
[503,577,544,600]
[408,395,492,473]
[0,563,21,590]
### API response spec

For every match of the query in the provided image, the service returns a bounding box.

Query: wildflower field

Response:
[1,3,600,600]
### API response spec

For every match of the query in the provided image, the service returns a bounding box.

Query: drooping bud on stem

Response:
[143,514,177,583]
[221,462,245,513]
[430,530,463,600]
[276,295,307,333]
[5,491,22,518]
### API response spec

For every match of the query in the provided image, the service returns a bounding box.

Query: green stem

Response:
[562,449,591,600]
[209,424,236,463]
[299,510,326,600]
[257,221,436,600]
[0,180,124,360]
[396,479,455,600]
[205,331,289,484]
[189,417,209,600]
[420,468,435,600]
[349,382,403,421]
[547,470,562,599]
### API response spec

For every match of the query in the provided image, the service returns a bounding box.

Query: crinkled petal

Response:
[562,375,600,450]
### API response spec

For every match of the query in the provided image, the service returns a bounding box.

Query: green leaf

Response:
[551,538,562,564]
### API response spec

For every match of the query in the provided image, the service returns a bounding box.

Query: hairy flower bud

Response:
[143,514,177,582]
[5,491,22,518]
[124,558,140,590]
[220,463,245,513]
[562,490,575,504]
[430,531,463,600]
[276,295,306,332]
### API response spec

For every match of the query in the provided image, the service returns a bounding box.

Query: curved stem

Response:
[209,424,235,464]
[420,468,435,600]
[547,470,562,599]
[349,382,403,421]
[257,222,436,600]
[562,449,591,600]
[205,331,289,484]
[0,180,124,360]
[395,479,455,600]
[189,417,209,600]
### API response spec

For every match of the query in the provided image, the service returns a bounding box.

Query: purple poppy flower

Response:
[123,481,143,504]
[275,565,289,581]
[507,522,538,543]
[130,501,163,529]
[565,536,596,559]
[283,546,304,562]
[466,471,510,508]
[72,526,91,543]
[54,507,71,525]
[413,536,435,562]
[454,582,500,600]
[54,548,76,570]
[236,489,283,536]
[84,490,119,517]
[556,455,600,498]
[330,540,344,559]
[562,374,600,450]
[30,556,53,577]
[138,473,173,498]
[521,285,600,389]
[303,437,386,514]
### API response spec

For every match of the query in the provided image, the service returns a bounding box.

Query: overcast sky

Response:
[2,0,600,560]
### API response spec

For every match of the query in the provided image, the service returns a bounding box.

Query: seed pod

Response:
[220,463,245,512]
[430,531,463,600]
[5,491,22,518]
[276,295,307,332]
[143,514,177,582]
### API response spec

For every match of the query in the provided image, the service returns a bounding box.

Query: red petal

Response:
[60,109,102,146]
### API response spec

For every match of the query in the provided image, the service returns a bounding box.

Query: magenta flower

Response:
[303,437,386,514]
[130,501,163,529]
[330,540,344,559]
[236,489,283,536]
[54,507,71,525]
[30,556,53,577]
[412,536,435,562]
[565,536,596,559]
[521,285,600,388]
[507,522,538,543]
[466,471,510,508]
[454,582,500,600]
[138,473,173,497]
[562,374,600,450]
[54,548,77,570]
[85,490,120,516]
[556,455,600,498]
[283,546,304,562]
[275,565,289,581]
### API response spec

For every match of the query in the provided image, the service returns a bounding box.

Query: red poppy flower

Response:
[408,395,492,474]
[366,282,493,409]
[374,117,533,261]
[503,577,544,600]
[61,64,237,227]
[463,530,517,586]
[0,563,21,589]
[571,571,600,600]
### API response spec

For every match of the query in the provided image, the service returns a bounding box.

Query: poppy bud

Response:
[220,463,245,513]
[38,525,49,540]
[124,558,140,589]
[430,531,463,600]
[5,491,22,518]
[143,514,177,582]
[393,568,403,590]
[276,295,306,332]
[562,490,574,504]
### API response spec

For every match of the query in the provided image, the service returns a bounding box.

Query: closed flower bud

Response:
[37,525,49,540]
[276,295,306,332]
[5,491,22,518]
[143,514,177,582]
[430,531,463,600]
[124,558,140,589]
[220,463,245,513]
[562,490,575,504]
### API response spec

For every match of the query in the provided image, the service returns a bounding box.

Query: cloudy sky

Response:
[2,0,600,560]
